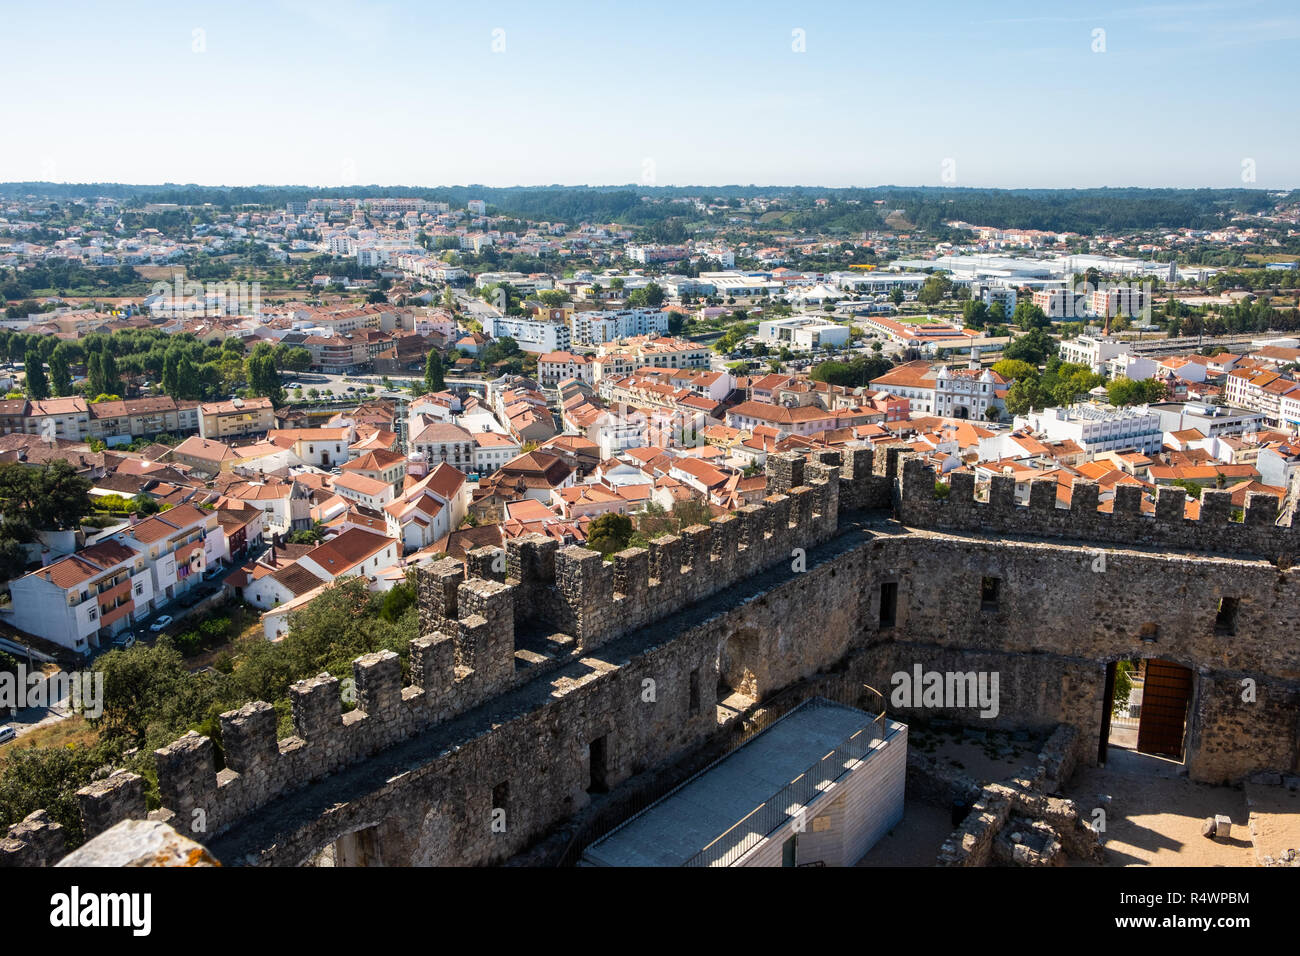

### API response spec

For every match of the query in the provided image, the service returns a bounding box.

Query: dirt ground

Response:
[856,803,954,866]
[907,722,1042,783]
[859,733,1285,867]
[1065,748,1256,866]
[1244,780,1300,865]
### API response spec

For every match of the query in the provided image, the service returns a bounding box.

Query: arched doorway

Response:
[301,822,385,867]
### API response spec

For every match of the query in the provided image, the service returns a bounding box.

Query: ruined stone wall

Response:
[855,528,1300,784]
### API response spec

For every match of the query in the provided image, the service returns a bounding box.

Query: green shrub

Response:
[175,631,203,657]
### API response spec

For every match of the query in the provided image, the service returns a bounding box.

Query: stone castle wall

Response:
[4,445,1300,866]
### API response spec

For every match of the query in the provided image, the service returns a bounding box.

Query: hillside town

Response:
[2,187,1300,660]
[2,178,1300,890]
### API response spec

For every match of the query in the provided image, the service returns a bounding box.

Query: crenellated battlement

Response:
[1,447,893,865]
[896,456,1298,563]
[13,440,1296,866]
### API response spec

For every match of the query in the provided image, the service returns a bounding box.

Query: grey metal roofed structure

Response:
[581,697,906,867]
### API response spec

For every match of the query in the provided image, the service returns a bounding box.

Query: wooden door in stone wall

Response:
[1136,659,1193,760]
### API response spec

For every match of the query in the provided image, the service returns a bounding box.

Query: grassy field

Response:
[1244,253,1300,264]
[0,716,99,769]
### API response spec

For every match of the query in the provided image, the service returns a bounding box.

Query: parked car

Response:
[111,632,136,650]
[149,615,173,633]
[0,725,16,745]
[178,592,202,609]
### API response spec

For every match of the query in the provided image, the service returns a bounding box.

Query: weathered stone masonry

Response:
[4,447,1299,866]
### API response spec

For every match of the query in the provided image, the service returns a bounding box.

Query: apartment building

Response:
[1058,334,1133,374]
[1224,367,1299,425]
[1016,404,1164,455]
[569,308,670,347]
[538,351,594,387]
[302,334,367,372]
[7,540,155,653]
[408,419,475,472]
[1033,289,1088,319]
[473,430,521,475]
[86,396,201,446]
[119,504,223,609]
[198,396,275,440]
[1090,287,1150,319]
[25,397,90,442]
[591,337,710,382]
[485,314,571,353]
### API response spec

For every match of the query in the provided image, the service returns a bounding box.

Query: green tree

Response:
[0,536,31,580]
[47,345,72,397]
[1002,329,1059,366]
[1003,378,1042,417]
[424,350,445,393]
[1012,301,1051,330]
[0,461,92,530]
[917,274,952,306]
[24,350,48,400]
[86,351,104,397]
[174,353,202,400]
[991,359,1036,382]
[962,299,989,329]
[98,348,122,397]
[586,512,634,556]
[94,637,211,745]
[0,738,124,846]
[1112,661,1135,717]
[246,352,283,404]
[1102,376,1150,406]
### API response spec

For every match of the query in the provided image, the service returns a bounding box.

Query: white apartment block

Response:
[569,308,671,347]
[1058,335,1132,374]
[1017,404,1164,455]
[486,314,571,353]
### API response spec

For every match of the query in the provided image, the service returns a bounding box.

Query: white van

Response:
[0,725,16,745]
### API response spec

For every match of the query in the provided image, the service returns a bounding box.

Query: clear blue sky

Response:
[2,0,1297,189]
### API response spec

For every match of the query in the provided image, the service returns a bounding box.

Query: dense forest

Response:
[0,183,1289,236]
